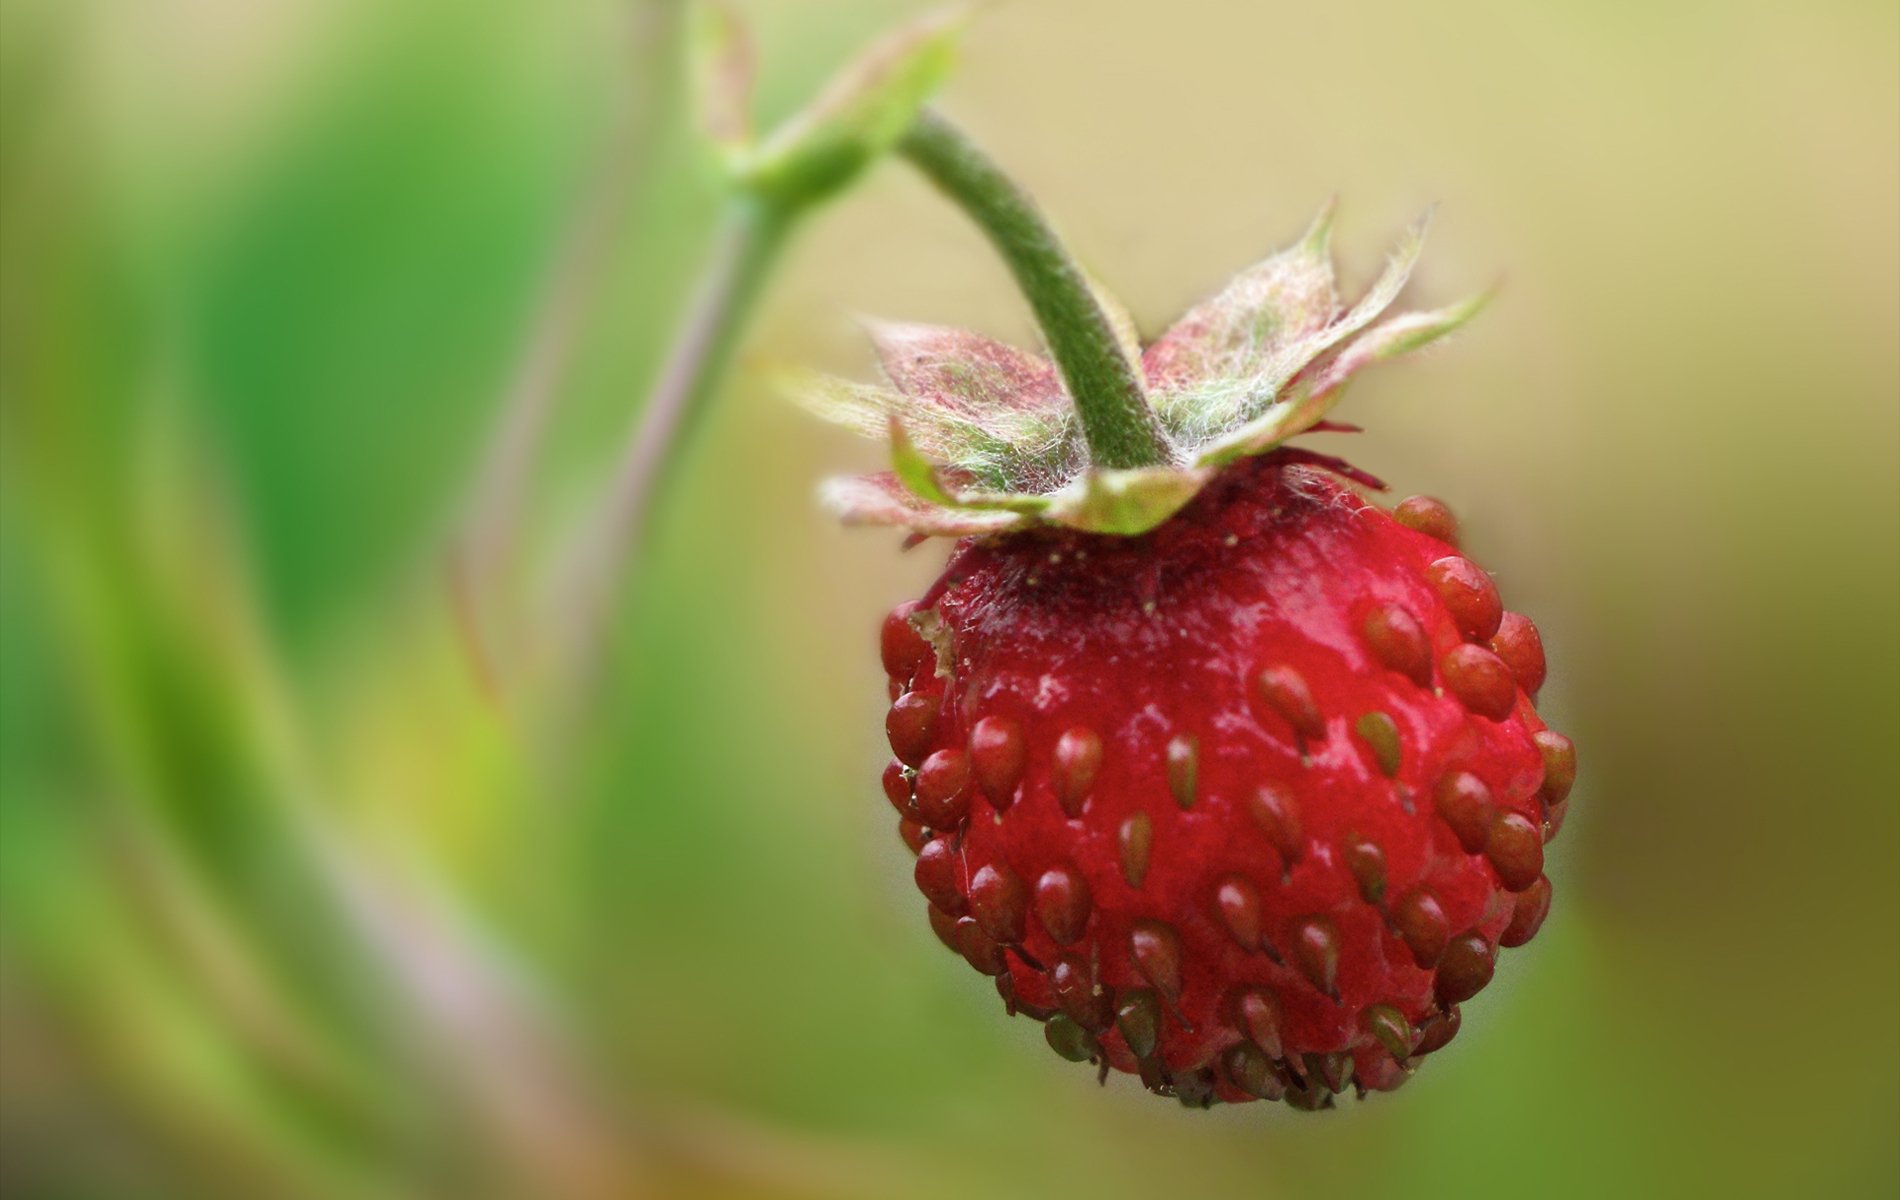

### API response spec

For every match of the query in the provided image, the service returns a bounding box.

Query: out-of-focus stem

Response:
[548,196,790,678]
[452,0,680,691]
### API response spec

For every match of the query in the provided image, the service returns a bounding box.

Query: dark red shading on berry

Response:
[1391,887,1450,968]
[1246,783,1304,869]
[882,759,913,818]
[1344,837,1388,903]
[1292,916,1342,1000]
[1166,735,1200,808]
[1362,603,1434,687]
[970,862,1029,943]
[898,819,929,855]
[1130,920,1185,1001]
[915,839,967,917]
[1213,874,1266,951]
[913,749,972,828]
[878,458,1566,1108]
[969,716,1027,808]
[1534,730,1576,804]
[1490,612,1547,696]
[1052,727,1102,816]
[1433,771,1495,854]
[1434,934,1496,1005]
[927,904,960,954]
[1484,811,1545,892]
[1035,866,1092,945]
[1052,955,1114,1031]
[954,917,1008,976]
[881,601,930,682]
[1440,643,1519,721]
[1258,664,1326,745]
[1118,812,1153,887]
[1501,876,1553,947]
[886,692,938,766]
[1234,987,1286,1059]
[1393,495,1460,546]
[1414,1006,1461,1055]
[1425,555,1503,642]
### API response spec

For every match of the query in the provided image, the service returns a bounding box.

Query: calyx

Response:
[795,205,1486,537]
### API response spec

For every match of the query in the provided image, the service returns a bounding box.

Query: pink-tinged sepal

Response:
[1296,290,1494,404]
[1143,200,1342,397]
[796,203,1486,537]
[1156,208,1435,456]
[786,322,1083,494]
[886,418,1054,517]
[820,472,1021,536]
[865,319,1066,415]
[1194,287,1490,467]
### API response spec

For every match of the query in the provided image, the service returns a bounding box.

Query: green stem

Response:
[552,195,791,671]
[899,109,1172,469]
[451,0,678,688]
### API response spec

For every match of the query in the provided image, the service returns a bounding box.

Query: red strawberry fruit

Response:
[803,205,1574,1108]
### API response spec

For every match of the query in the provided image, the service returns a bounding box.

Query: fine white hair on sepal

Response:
[789,205,1487,537]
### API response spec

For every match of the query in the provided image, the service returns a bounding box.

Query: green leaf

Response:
[738,6,967,208]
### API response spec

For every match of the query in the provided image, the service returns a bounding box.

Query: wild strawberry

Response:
[801,204,1573,1108]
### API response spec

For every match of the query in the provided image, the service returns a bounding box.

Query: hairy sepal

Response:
[1040,466,1209,534]
[801,205,1486,537]
[886,405,1208,536]
[1193,288,1491,467]
[783,321,1082,493]
[820,472,1021,536]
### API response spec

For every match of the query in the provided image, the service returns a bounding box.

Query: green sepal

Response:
[1042,466,1211,535]
[888,418,959,508]
[800,205,1489,539]
[1193,286,1494,468]
[890,419,1054,516]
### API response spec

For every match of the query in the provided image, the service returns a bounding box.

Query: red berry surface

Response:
[879,454,1574,1108]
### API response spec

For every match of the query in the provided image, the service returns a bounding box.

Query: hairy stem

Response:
[899,109,1172,469]
[551,196,790,673]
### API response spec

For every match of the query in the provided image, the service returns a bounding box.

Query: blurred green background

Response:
[3,0,1896,1196]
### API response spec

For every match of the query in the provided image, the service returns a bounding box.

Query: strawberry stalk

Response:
[899,110,1173,470]
[553,195,790,669]
[542,8,965,683]
[451,1,676,688]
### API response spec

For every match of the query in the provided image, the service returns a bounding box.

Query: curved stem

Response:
[445,0,683,698]
[551,195,791,672]
[899,109,1171,469]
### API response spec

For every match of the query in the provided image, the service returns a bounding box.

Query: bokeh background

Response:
[3,0,1896,1196]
